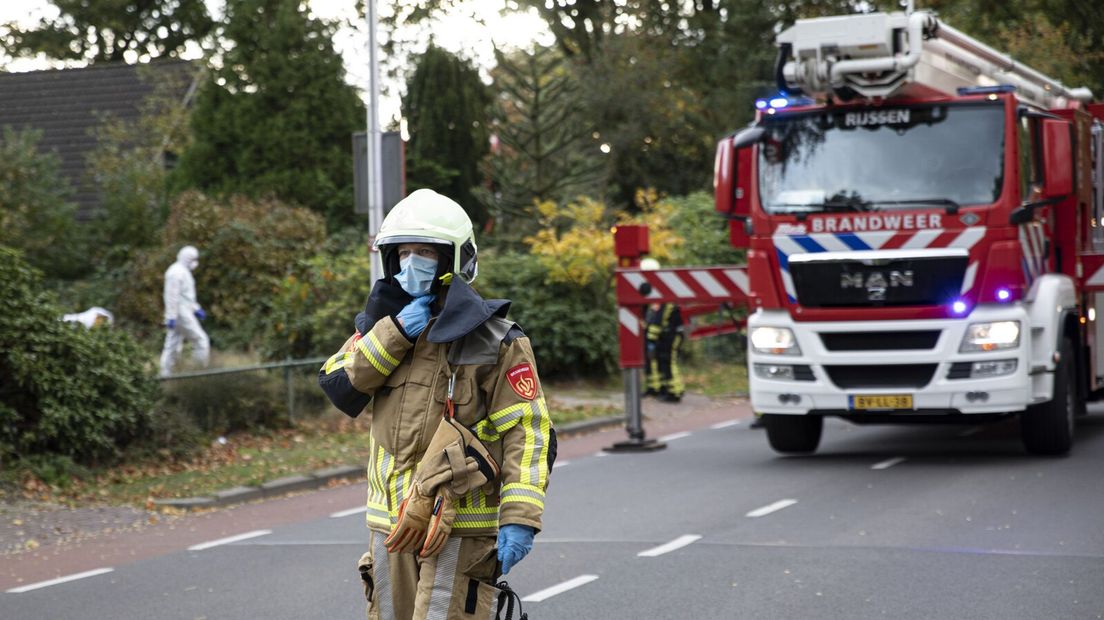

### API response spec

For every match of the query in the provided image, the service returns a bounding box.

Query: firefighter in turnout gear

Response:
[318,189,555,620]
[639,258,685,403]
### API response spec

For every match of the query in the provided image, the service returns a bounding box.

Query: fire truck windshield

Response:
[758,103,1005,214]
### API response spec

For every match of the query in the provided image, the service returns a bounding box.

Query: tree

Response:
[1,0,214,64]
[0,128,86,279]
[478,45,603,237]
[87,62,199,266]
[403,44,491,227]
[175,0,364,228]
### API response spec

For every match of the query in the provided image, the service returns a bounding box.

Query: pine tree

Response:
[402,45,491,227]
[479,45,603,235]
[175,0,364,228]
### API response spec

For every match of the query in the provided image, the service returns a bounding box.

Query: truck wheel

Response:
[764,414,823,454]
[1021,337,1075,456]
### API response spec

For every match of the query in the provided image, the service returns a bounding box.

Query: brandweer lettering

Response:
[844,109,910,127]
[810,214,942,232]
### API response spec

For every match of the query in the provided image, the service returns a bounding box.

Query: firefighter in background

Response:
[159,245,209,377]
[640,258,685,403]
[318,189,554,619]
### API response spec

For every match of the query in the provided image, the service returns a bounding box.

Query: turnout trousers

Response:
[359,532,502,620]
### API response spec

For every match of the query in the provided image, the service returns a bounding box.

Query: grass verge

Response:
[1,397,620,509]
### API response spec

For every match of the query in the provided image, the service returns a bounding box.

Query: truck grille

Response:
[823,364,937,389]
[820,331,940,351]
[789,255,968,307]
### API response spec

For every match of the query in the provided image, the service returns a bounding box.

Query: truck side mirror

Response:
[714,127,761,249]
[1042,119,1073,199]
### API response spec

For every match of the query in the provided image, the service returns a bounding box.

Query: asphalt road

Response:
[3,404,1104,619]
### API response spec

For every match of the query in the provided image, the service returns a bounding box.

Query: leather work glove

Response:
[195,308,207,321]
[497,524,535,575]
[166,318,177,330]
[420,491,457,557]
[385,486,435,554]
[396,295,435,339]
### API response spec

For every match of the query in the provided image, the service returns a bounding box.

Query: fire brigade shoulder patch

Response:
[506,363,538,400]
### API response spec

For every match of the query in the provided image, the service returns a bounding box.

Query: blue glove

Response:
[497,524,535,575]
[396,295,435,339]
[166,318,177,330]
[195,308,207,321]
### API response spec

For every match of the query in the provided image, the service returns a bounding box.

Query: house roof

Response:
[0,59,198,218]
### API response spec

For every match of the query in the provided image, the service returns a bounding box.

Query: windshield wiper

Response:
[819,200,872,213]
[868,198,961,214]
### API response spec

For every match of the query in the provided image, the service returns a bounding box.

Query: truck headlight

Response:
[750,327,801,356]
[959,321,1020,352]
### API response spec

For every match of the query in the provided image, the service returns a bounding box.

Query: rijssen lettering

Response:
[843,109,911,127]
[810,213,942,232]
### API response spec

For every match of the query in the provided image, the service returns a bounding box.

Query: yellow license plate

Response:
[850,394,914,410]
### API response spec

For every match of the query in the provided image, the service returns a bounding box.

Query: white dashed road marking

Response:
[871,457,906,470]
[659,431,692,442]
[637,535,702,557]
[6,568,114,593]
[710,420,741,429]
[330,507,368,519]
[188,529,272,551]
[522,574,599,603]
[553,461,571,469]
[746,499,798,518]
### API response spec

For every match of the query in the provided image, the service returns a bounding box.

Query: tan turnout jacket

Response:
[319,278,554,538]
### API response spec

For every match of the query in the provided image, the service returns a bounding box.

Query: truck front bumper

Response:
[747,307,1033,416]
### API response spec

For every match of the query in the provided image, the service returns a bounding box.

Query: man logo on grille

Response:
[841,270,914,301]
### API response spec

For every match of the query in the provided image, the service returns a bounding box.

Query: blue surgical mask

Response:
[395,254,438,297]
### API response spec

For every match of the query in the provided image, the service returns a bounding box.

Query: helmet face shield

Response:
[374,189,479,283]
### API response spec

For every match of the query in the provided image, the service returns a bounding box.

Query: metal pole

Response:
[284,357,295,424]
[604,370,665,452]
[366,0,385,284]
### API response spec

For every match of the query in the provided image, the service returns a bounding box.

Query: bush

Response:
[0,246,158,465]
[0,127,88,280]
[160,371,288,434]
[479,249,618,378]
[666,191,745,267]
[115,191,326,347]
[261,227,373,360]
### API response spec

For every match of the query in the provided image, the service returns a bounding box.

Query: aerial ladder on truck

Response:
[611,4,1104,456]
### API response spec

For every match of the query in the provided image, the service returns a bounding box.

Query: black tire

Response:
[764,414,823,454]
[1021,337,1075,456]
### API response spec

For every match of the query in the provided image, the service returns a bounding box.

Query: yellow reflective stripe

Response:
[501,482,545,509]
[453,505,499,529]
[500,494,544,509]
[369,331,400,366]
[519,398,550,487]
[355,337,392,375]
[323,352,349,375]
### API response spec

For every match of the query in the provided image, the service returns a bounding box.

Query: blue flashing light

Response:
[996,288,1011,302]
[957,84,1017,96]
[951,300,968,315]
[756,94,816,112]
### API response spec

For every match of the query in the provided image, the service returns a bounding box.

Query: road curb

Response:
[153,417,625,512]
[153,465,364,511]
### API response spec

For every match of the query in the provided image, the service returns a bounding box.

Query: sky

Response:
[0,0,553,123]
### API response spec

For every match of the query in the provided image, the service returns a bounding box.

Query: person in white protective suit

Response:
[159,245,210,377]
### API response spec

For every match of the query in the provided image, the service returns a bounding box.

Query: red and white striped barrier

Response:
[616,266,748,367]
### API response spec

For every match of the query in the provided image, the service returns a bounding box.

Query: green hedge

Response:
[0,246,158,465]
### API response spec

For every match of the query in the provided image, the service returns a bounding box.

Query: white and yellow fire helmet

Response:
[374,189,478,283]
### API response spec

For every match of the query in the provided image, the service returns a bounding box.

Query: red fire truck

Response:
[708,7,1104,456]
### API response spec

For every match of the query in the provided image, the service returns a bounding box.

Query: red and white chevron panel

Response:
[616,266,748,368]
[616,266,748,306]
